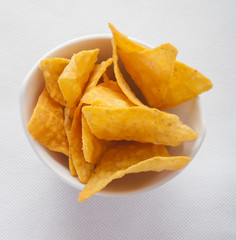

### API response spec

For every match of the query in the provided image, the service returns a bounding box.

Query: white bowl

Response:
[20,35,206,196]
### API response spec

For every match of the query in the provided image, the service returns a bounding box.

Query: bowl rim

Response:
[20,34,206,198]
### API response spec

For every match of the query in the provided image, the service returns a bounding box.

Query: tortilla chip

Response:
[109,24,212,108]
[58,49,99,114]
[160,61,213,109]
[39,58,69,105]
[112,38,145,107]
[82,106,198,146]
[70,102,94,183]
[82,81,134,108]
[118,44,178,108]
[27,88,69,155]
[82,114,108,164]
[79,141,190,201]
[64,107,77,177]
[85,58,113,92]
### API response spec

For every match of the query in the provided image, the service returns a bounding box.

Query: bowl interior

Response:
[21,35,205,196]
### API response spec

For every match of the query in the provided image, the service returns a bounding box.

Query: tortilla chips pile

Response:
[27,23,213,201]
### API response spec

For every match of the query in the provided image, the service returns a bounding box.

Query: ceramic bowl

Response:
[20,35,205,196]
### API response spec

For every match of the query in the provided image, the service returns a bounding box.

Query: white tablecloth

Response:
[1,0,236,239]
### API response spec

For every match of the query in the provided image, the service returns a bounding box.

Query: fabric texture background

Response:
[1,0,235,239]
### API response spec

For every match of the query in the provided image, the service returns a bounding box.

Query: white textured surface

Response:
[1,0,236,239]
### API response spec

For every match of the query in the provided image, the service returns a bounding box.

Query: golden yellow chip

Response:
[58,49,99,114]
[27,88,69,155]
[112,38,145,107]
[85,58,113,92]
[64,107,77,177]
[82,114,108,164]
[70,102,94,183]
[82,106,198,146]
[109,24,212,109]
[39,58,69,106]
[118,44,178,108]
[79,142,190,201]
[82,81,134,108]
[159,61,213,109]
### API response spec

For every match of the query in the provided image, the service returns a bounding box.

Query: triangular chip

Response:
[109,24,212,109]
[112,38,145,107]
[64,107,77,177]
[82,106,198,146]
[82,114,108,165]
[85,58,113,92]
[27,88,69,155]
[70,102,94,183]
[118,44,178,108]
[58,49,99,114]
[160,61,213,109]
[79,142,190,201]
[82,81,134,108]
[39,58,69,105]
